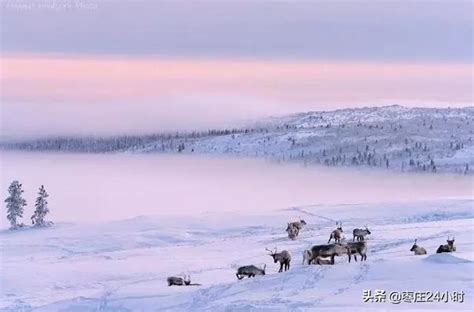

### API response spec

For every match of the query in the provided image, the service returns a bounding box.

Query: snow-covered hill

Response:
[2,106,473,173]
[1,199,473,311]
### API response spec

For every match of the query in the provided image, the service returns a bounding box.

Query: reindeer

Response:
[353,225,371,241]
[309,243,348,265]
[236,264,266,279]
[346,241,367,262]
[302,249,312,265]
[328,221,344,243]
[167,275,191,286]
[410,239,427,255]
[266,248,291,272]
[286,217,307,236]
[436,237,456,253]
[315,257,333,265]
[286,223,299,240]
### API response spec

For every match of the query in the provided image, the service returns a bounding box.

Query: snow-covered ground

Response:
[1,199,473,311]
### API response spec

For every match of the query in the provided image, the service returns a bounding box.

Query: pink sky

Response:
[2,55,472,104]
[1,55,472,137]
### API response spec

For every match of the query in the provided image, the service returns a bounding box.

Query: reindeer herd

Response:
[167,218,458,286]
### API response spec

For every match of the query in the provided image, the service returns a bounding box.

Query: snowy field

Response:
[0,152,473,311]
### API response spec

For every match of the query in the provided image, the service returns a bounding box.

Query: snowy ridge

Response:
[2,106,473,174]
[1,199,473,311]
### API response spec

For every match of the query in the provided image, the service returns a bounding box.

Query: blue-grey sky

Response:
[1,0,472,62]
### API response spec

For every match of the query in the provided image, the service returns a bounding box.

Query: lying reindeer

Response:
[309,243,348,265]
[353,225,371,241]
[302,249,312,265]
[410,239,427,255]
[436,236,456,253]
[346,241,367,262]
[167,275,191,286]
[328,221,344,243]
[266,248,291,272]
[315,256,333,265]
[236,264,266,279]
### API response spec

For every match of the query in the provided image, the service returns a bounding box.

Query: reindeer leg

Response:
[279,263,283,273]
[331,254,335,265]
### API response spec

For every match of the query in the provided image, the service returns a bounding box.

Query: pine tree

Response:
[31,185,51,227]
[4,181,27,229]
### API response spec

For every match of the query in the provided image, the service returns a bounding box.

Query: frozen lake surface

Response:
[0,152,471,226]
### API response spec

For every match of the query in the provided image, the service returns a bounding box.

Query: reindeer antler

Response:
[265,248,274,255]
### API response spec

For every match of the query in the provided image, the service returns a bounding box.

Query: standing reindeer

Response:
[309,243,348,265]
[286,217,307,238]
[410,239,427,255]
[236,264,266,279]
[328,221,344,243]
[353,225,371,241]
[436,237,456,253]
[286,224,299,240]
[266,248,291,272]
[346,241,368,262]
[302,249,312,265]
[167,275,191,286]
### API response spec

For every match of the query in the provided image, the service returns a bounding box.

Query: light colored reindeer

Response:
[302,249,312,265]
[436,236,456,253]
[328,221,344,243]
[266,248,291,272]
[353,225,371,241]
[315,257,333,265]
[410,239,427,255]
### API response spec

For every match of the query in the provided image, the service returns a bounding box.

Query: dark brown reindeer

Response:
[328,221,344,243]
[266,248,291,272]
[353,225,371,241]
[286,217,307,239]
[236,264,266,279]
[309,243,348,265]
[436,236,456,253]
[286,224,299,240]
[410,239,427,255]
[167,275,191,286]
[346,241,367,262]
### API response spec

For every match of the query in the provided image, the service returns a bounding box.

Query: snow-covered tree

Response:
[4,180,27,229]
[31,185,51,227]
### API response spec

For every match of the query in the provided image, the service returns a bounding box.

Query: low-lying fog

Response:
[0,152,472,228]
